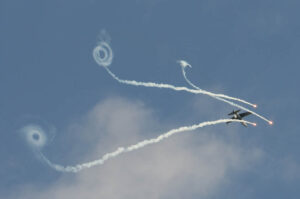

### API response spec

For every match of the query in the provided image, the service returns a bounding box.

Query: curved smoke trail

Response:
[37,119,256,173]
[93,39,272,125]
[180,61,272,124]
[177,60,256,107]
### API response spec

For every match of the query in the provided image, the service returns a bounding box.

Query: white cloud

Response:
[12,97,262,199]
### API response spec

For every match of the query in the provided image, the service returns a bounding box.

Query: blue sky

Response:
[1,0,300,198]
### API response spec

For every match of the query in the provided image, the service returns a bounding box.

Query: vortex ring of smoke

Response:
[180,64,271,123]
[21,125,47,149]
[177,60,256,107]
[93,41,113,67]
[93,41,271,124]
[38,119,255,173]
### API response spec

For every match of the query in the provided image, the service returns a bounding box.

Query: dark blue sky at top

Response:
[1,0,300,198]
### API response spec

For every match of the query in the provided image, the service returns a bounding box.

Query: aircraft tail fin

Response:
[228,109,241,116]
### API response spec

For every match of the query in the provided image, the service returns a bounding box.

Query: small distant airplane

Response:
[226,110,252,127]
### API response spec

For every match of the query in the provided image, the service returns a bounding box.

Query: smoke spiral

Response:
[93,30,113,67]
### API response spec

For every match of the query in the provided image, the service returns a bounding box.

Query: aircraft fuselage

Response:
[233,113,241,120]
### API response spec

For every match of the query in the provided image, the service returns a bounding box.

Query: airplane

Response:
[226,109,252,127]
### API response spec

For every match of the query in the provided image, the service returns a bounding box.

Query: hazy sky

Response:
[1,0,300,198]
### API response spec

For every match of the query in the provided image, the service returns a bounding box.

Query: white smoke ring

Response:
[21,125,47,149]
[93,41,113,67]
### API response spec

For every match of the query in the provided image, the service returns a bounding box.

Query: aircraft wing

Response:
[241,121,248,127]
[226,116,235,124]
[239,112,251,118]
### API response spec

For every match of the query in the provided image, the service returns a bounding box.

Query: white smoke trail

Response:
[178,60,256,108]
[38,119,256,173]
[180,63,272,124]
[92,41,272,124]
